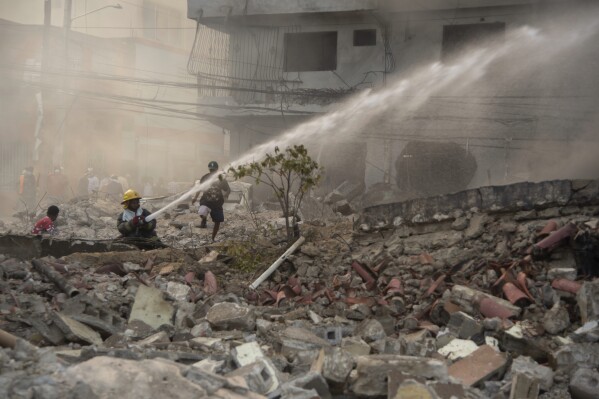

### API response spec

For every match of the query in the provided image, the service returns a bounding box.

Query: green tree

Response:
[229,145,323,242]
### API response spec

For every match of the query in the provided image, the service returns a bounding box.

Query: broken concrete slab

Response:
[542,303,571,335]
[509,356,554,392]
[448,345,508,387]
[340,336,371,356]
[350,355,448,396]
[276,327,331,356]
[569,367,599,399]
[577,280,599,323]
[63,356,207,398]
[166,282,191,302]
[53,312,103,346]
[321,348,354,386]
[509,373,540,399]
[552,343,599,372]
[437,339,478,361]
[128,285,175,330]
[353,319,387,343]
[571,320,599,343]
[206,302,256,331]
[278,371,331,399]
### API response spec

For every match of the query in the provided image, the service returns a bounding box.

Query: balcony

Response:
[187,0,378,19]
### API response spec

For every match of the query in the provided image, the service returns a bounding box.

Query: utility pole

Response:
[64,0,72,64]
[36,0,52,165]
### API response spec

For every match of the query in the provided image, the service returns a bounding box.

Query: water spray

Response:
[145,22,599,223]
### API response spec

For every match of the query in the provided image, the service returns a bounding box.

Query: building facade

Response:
[0,1,224,214]
[186,0,599,197]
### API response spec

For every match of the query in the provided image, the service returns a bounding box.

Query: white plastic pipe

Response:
[249,236,305,290]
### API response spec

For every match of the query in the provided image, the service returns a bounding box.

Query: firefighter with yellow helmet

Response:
[117,189,158,239]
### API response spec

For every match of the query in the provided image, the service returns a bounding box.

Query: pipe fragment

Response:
[0,328,18,348]
[31,259,80,297]
[249,236,305,290]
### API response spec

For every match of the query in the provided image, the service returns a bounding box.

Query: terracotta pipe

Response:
[502,282,530,306]
[534,222,577,251]
[478,297,517,320]
[516,272,535,301]
[537,220,558,238]
[351,261,376,290]
[551,278,582,294]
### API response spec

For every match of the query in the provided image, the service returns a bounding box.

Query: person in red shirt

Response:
[32,205,59,235]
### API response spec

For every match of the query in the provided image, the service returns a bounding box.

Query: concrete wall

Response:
[360,179,599,227]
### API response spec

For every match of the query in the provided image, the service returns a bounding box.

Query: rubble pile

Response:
[1,179,599,398]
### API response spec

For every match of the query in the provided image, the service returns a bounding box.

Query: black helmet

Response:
[208,161,219,171]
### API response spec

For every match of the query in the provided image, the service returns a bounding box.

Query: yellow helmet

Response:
[121,189,142,204]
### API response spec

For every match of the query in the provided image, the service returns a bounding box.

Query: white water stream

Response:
[146,19,599,223]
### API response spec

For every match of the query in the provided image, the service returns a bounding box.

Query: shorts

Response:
[209,207,225,223]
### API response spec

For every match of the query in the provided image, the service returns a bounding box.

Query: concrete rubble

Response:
[1,178,599,398]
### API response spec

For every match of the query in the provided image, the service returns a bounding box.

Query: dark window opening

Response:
[354,29,377,46]
[442,22,506,62]
[284,31,337,72]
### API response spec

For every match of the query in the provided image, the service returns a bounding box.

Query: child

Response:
[32,205,59,235]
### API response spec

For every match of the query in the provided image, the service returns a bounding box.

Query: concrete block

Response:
[350,355,448,396]
[128,285,174,330]
[206,302,256,331]
[510,356,554,392]
[448,345,508,387]
[232,341,265,366]
[570,367,599,399]
[225,360,277,394]
[447,311,483,339]
[321,326,343,346]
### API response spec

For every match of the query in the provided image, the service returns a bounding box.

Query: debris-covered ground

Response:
[1,180,599,399]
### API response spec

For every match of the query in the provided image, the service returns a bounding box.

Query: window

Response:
[142,1,183,47]
[442,22,505,62]
[284,31,337,72]
[354,29,377,46]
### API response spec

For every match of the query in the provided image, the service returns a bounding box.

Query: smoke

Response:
[231,3,599,189]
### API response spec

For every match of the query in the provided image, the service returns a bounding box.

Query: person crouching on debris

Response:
[191,161,230,241]
[117,189,157,239]
[32,205,59,235]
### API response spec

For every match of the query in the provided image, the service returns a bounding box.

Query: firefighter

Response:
[117,189,157,239]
